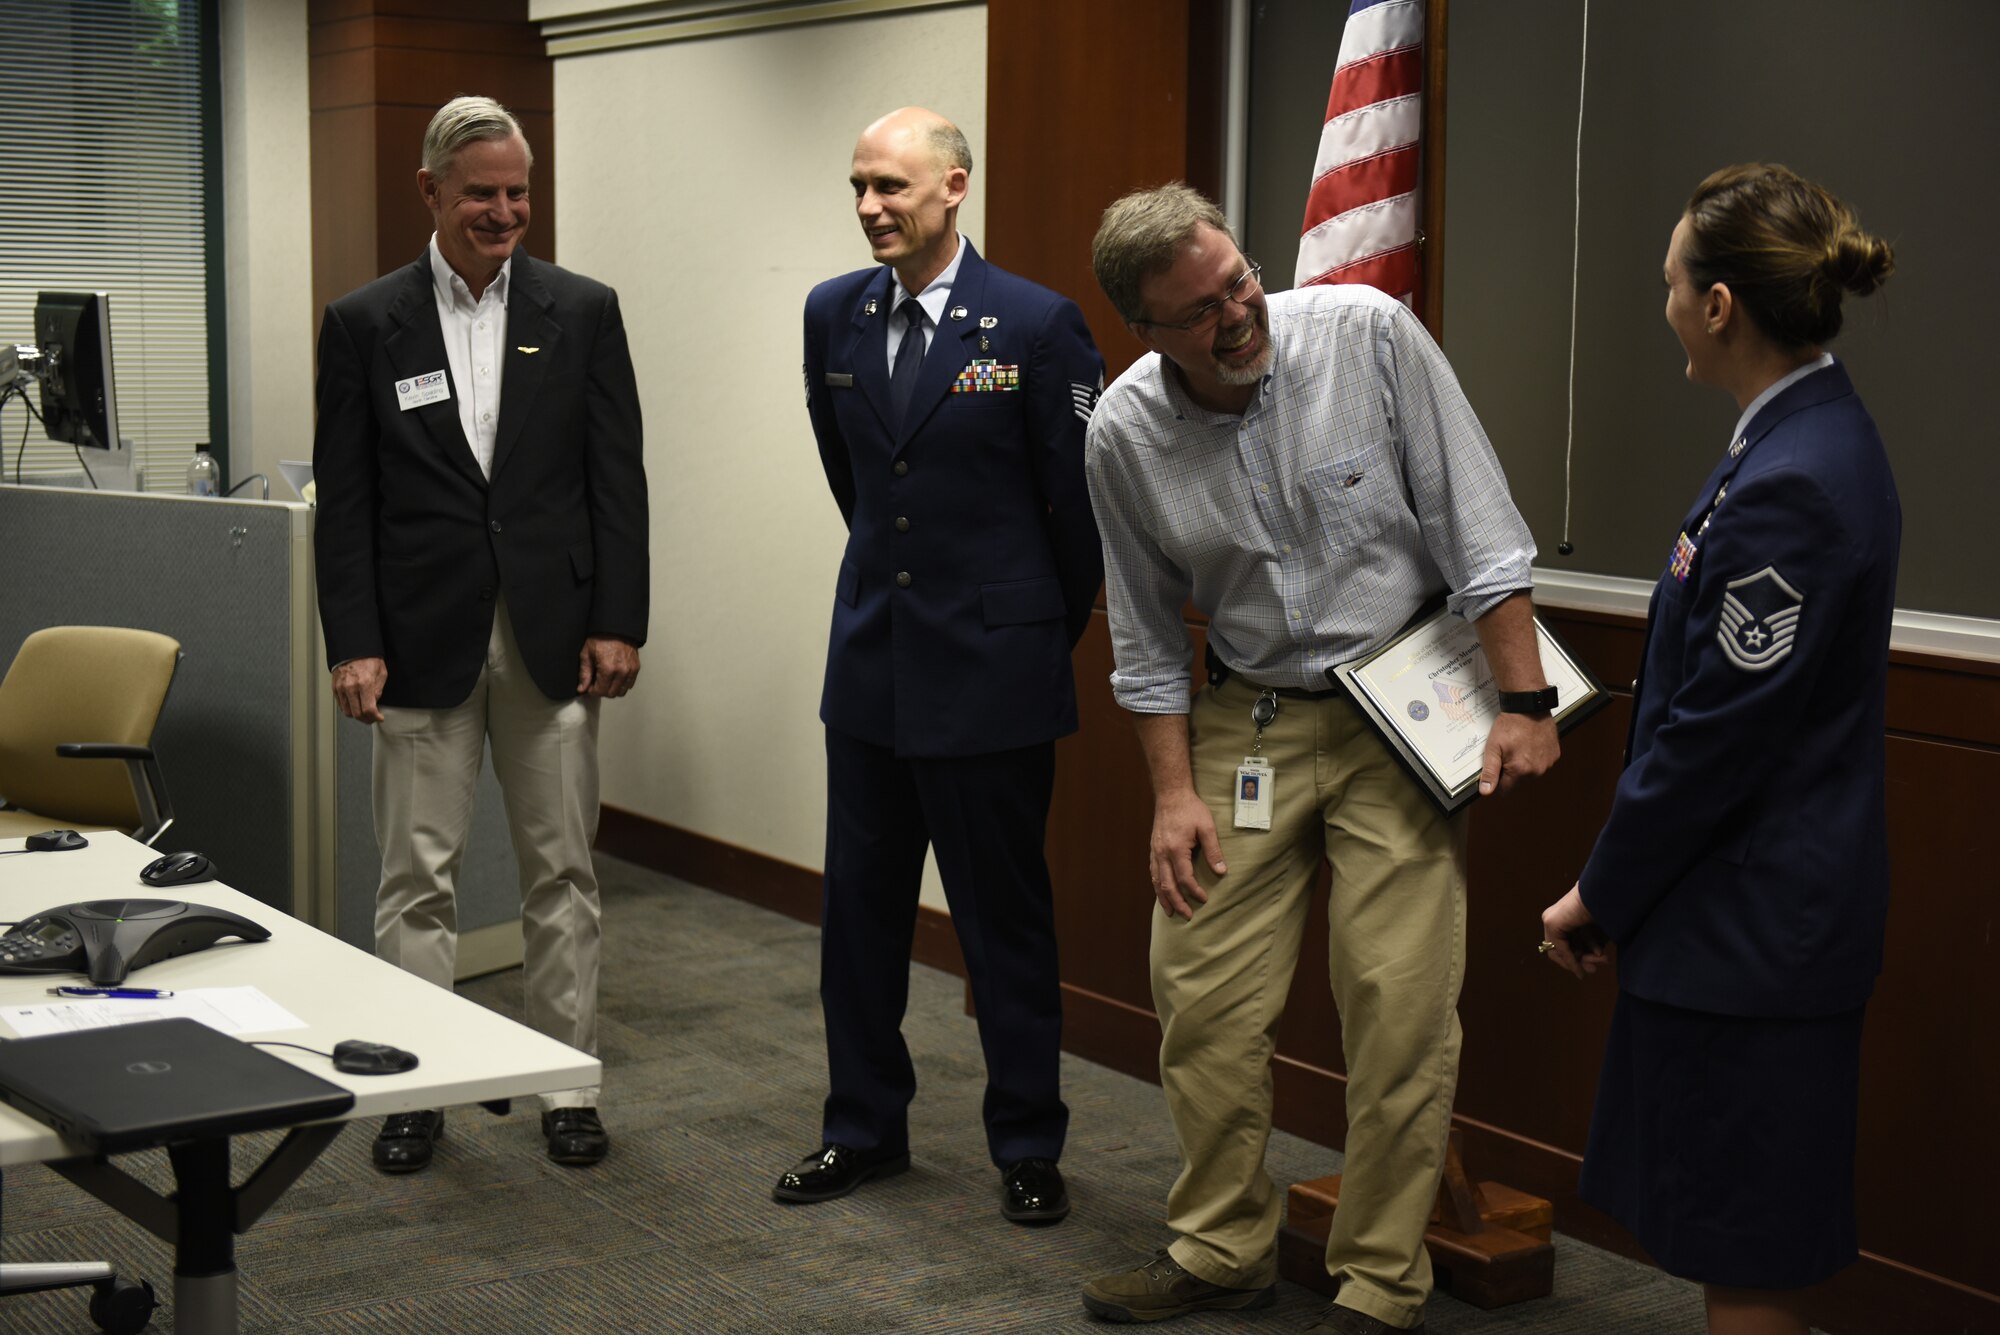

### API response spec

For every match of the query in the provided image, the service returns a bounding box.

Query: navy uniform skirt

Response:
[1578,991,1866,1290]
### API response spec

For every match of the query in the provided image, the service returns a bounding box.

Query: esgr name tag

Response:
[395,369,451,412]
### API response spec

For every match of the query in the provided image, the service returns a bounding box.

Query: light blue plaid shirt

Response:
[1084,285,1534,714]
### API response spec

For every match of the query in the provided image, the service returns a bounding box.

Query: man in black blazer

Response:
[313,95,647,1173]
[775,107,1103,1224]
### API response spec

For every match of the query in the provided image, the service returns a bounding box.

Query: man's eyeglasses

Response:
[1139,262,1264,334]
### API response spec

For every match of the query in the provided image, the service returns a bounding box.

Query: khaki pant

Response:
[372,600,602,1110]
[1158,676,1467,1330]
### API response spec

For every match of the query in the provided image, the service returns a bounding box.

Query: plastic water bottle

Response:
[186,445,220,497]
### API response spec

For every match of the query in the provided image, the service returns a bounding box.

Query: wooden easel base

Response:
[1280,1172,1556,1309]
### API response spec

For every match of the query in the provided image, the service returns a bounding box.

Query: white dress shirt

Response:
[885,233,966,371]
[428,236,511,479]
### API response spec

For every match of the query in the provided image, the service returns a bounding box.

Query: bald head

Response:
[857,106,973,179]
[849,107,972,291]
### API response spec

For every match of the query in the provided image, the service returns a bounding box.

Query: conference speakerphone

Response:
[0,899,268,986]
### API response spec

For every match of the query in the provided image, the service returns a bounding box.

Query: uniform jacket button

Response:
[892,460,909,476]
[895,517,910,532]
[895,571,912,588]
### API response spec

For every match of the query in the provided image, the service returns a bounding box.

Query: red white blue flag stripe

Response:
[1295,0,1425,304]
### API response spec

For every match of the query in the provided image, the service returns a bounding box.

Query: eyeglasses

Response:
[1139,262,1264,334]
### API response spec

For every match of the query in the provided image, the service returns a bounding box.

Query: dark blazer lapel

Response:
[491,251,560,481]
[842,268,896,431]
[898,239,987,444]
[381,255,485,488]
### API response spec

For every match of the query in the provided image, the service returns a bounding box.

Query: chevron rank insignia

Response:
[1071,374,1102,423]
[1718,566,1804,671]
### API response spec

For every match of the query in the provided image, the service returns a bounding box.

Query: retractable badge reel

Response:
[1234,690,1277,830]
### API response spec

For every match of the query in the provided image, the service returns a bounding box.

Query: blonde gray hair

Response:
[421,95,532,178]
[926,120,973,176]
[1091,183,1237,323]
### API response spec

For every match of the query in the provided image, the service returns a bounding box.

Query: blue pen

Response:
[47,986,175,999]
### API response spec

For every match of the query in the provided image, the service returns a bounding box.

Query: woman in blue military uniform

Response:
[1540,164,1899,1335]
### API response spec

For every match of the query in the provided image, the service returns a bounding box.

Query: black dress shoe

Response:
[1000,1157,1069,1224]
[771,1143,910,1203]
[542,1107,610,1166]
[373,1109,443,1174]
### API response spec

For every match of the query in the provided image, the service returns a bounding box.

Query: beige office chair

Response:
[0,626,182,845]
[0,628,175,1330]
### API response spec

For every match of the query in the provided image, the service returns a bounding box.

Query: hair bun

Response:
[1827,227,1895,296]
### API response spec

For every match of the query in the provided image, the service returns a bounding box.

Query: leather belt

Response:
[1204,643,1343,699]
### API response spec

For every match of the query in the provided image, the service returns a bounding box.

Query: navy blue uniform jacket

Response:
[313,250,649,708]
[1578,361,1900,1018]
[804,241,1103,757]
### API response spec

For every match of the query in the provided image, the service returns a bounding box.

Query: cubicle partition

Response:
[0,484,525,977]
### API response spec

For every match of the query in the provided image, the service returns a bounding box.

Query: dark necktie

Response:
[889,300,928,430]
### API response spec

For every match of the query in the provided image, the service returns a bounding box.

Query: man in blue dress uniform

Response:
[775,106,1104,1225]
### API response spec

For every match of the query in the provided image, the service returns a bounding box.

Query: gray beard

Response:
[1213,336,1273,386]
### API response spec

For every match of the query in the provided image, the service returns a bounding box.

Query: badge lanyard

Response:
[1234,690,1277,830]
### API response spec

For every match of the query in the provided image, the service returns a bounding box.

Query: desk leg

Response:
[166,1139,238,1335]
[52,1126,345,1335]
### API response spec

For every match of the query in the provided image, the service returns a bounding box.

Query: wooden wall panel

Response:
[1858,735,1998,1285]
[1047,616,1163,1013]
[984,0,1226,381]
[308,104,379,341]
[307,0,553,321]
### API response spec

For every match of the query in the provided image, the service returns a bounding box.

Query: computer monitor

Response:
[32,291,120,452]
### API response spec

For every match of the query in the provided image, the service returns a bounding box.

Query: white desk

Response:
[0,832,599,1332]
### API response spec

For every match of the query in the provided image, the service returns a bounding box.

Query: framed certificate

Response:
[1326,604,1608,814]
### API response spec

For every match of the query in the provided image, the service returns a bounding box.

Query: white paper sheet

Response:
[0,986,306,1038]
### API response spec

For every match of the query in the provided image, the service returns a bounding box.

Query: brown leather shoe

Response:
[1306,1302,1426,1334]
[1080,1249,1276,1323]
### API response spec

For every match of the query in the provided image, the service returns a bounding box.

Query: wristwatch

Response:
[1497,686,1559,716]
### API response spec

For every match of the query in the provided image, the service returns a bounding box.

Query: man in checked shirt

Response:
[1077,185,1559,1335]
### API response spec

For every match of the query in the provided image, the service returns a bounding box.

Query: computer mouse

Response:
[25,829,88,852]
[138,851,216,887]
[331,1040,420,1076]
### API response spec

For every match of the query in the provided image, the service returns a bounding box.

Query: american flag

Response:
[1294,0,1425,304]
[1433,679,1473,723]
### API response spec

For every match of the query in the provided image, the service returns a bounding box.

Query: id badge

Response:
[1233,757,1273,830]
[394,369,451,411]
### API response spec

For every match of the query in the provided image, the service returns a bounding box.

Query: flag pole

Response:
[1418,0,1450,338]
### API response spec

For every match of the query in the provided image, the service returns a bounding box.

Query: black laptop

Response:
[0,1018,355,1152]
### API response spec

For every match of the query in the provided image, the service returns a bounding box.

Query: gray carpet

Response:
[2,854,1721,1333]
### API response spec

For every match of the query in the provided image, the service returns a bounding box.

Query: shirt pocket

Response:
[1299,452,1386,556]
